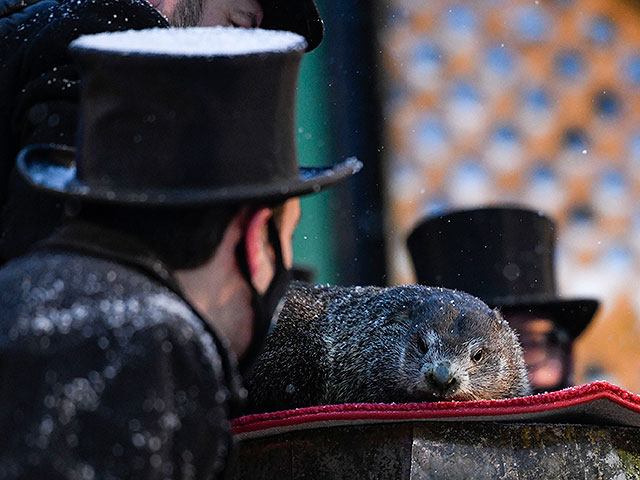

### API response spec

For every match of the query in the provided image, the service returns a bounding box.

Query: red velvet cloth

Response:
[233,382,640,440]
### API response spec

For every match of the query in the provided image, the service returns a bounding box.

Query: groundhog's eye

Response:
[416,335,429,354]
[471,348,484,363]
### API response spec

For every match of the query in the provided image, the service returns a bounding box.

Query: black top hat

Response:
[17,28,360,206]
[261,0,324,51]
[407,206,599,339]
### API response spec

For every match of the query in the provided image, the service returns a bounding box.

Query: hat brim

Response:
[261,0,323,51]
[488,295,599,339]
[17,144,361,206]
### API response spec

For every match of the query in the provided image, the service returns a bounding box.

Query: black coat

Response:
[0,223,245,479]
[0,0,168,262]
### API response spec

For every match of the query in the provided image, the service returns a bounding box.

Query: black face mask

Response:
[235,217,293,375]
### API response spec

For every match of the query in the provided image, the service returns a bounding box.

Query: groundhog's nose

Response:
[431,362,457,390]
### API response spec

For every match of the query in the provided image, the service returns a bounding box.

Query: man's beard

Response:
[169,0,205,27]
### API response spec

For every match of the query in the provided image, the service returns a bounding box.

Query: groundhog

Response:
[244,282,531,413]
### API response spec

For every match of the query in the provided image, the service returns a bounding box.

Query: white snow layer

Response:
[71,27,307,56]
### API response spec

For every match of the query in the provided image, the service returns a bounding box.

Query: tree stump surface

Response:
[231,422,640,480]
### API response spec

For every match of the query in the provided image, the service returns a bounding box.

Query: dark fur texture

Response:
[245,282,531,413]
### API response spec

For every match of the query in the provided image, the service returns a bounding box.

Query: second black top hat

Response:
[407,206,598,339]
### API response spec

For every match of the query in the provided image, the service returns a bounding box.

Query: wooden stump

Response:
[231,422,640,479]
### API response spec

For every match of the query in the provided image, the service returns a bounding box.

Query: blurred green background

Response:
[290,0,387,288]
[293,42,337,285]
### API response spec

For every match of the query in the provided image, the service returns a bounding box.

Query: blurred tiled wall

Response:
[378,0,640,392]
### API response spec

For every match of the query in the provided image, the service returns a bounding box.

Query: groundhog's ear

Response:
[382,301,424,326]
[491,308,507,330]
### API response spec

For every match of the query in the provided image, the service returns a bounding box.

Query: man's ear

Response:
[243,207,275,293]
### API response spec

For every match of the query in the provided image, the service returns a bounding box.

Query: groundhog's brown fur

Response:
[245,282,531,413]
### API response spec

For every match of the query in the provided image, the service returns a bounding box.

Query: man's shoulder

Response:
[0,249,196,319]
[1,0,167,44]
[0,0,56,36]
[44,0,167,29]
[0,248,160,293]
[0,251,212,355]
[48,0,167,26]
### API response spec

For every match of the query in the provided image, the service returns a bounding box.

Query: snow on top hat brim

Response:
[17,144,362,206]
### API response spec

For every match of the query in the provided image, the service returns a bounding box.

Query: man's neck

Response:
[174,228,253,359]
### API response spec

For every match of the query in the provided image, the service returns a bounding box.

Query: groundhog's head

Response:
[380,286,532,401]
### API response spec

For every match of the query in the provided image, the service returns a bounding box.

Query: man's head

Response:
[149,0,264,28]
[76,196,301,361]
[173,198,301,358]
